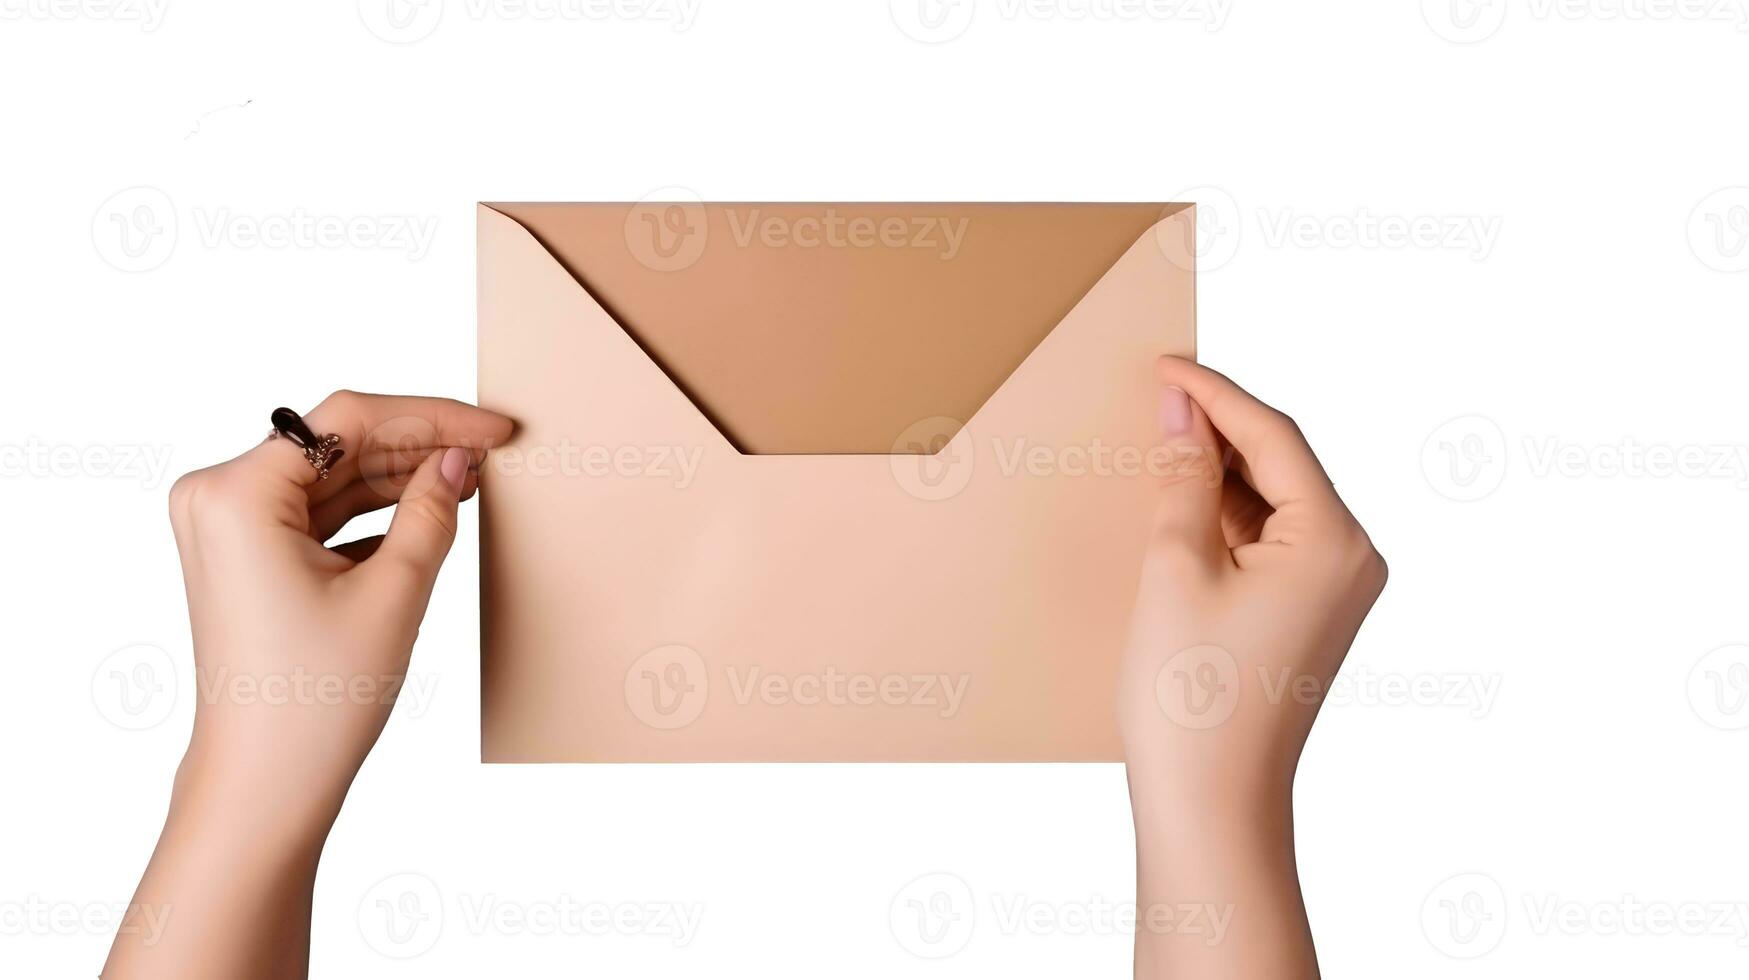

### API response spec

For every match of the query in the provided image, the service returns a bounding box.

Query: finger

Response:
[1220,469,1272,548]
[236,391,512,499]
[324,424,492,508]
[1156,357,1340,514]
[1147,384,1231,571]
[330,534,385,563]
[361,446,470,602]
[308,464,478,542]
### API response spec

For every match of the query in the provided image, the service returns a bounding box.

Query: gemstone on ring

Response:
[269,407,345,479]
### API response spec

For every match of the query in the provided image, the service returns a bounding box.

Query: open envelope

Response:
[478,202,1197,761]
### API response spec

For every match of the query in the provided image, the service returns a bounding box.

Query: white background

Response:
[3,0,1748,976]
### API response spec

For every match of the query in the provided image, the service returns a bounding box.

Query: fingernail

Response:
[1160,386,1192,435]
[439,446,468,491]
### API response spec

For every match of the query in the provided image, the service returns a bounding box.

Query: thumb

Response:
[1147,381,1228,569]
[368,446,470,601]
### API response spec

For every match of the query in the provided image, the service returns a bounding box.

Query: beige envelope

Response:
[478,202,1197,762]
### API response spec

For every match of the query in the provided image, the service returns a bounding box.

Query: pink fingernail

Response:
[439,447,468,491]
[1159,386,1192,435]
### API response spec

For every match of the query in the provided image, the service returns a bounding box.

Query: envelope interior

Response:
[488,202,1181,454]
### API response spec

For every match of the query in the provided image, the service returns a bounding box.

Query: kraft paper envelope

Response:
[478,202,1197,762]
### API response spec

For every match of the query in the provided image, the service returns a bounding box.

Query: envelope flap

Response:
[487,202,1183,454]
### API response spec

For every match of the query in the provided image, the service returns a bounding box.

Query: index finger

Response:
[1156,357,1341,514]
[237,390,514,498]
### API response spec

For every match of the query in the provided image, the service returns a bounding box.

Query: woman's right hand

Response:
[1118,356,1386,978]
[104,391,511,980]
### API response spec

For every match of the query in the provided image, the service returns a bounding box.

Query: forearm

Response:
[101,735,344,980]
[1126,770,1319,980]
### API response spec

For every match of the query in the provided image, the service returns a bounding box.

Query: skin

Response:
[1120,358,1387,978]
[102,390,513,980]
[102,360,1383,979]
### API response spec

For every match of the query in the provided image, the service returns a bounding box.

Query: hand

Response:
[1118,357,1386,979]
[168,391,512,815]
[104,391,511,980]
